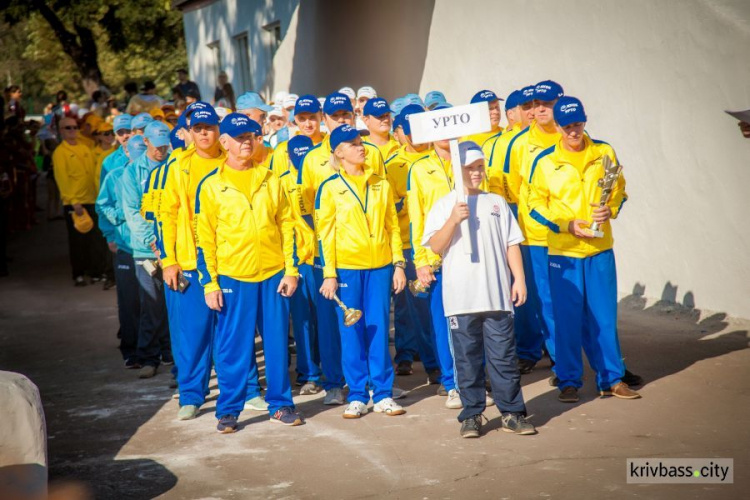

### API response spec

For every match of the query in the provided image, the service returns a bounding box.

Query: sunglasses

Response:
[62,126,79,130]
[102,131,114,136]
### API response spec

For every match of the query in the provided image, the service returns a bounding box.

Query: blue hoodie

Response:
[119,153,165,258]
[95,165,132,254]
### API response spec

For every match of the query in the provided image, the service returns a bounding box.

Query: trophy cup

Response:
[408,258,443,297]
[587,156,622,238]
[332,294,362,327]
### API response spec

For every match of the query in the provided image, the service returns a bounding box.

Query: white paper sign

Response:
[725,109,750,123]
[409,102,492,145]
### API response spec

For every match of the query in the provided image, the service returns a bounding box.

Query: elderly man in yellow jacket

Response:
[53,116,108,286]
[195,113,303,433]
[527,96,641,403]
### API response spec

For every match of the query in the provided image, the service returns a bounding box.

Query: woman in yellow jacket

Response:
[195,113,303,433]
[527,96,640,404]
[315,124,407,419]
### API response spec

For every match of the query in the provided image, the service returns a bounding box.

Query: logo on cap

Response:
[298,98,313,107]
[373,101,386,109]
[231,116,248,126]
[522,88,535,97]
[330,96,347,105]
[293,146,310,155]
[559,103,578,114]
[480,91,495,99]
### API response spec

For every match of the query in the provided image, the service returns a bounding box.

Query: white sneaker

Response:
[486,391,495,407]
[373,397,406,416]
[343,401,368,419]
[324,387,344,405]
[445,389,463,409]
[369,386,408,400]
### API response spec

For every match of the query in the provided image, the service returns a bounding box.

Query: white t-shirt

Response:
[422,191,524,317]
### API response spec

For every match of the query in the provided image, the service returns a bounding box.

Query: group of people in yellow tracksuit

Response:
[94,81,642,437]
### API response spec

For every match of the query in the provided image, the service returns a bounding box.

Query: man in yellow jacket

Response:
[159,103,227,421]
[53,116,108,286]
[503,80,564,375]
[195,113,303,433]
[385,104,438,378]
[466,90,504,148]
[362,98,399,161]
[269,95,326,178]
[527,96,640,403]
[294,92,386,405]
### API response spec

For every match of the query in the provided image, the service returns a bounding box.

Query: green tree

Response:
[1,0,186,99]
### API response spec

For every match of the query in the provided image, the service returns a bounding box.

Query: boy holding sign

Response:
[423,141,534,439]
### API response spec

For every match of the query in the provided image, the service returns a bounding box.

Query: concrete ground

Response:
[1,202,749,500]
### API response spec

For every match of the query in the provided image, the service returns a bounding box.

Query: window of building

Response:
[234,33,252,92]
[207,40,222,87]
[262,20,282,55]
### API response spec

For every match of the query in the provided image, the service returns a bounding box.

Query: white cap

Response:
[214,106,231,121]
[273,91,289,105]
[268,105,284,119]
[357,86,377,99]
[339,87,355,99]
[282,93,299,110]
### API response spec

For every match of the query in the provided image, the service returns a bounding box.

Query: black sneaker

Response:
[161,354,174,366]
[622,369,643,387]
[395,360,413,376]
[426,369,441,385]
[558,386,579,403]
[217,415,238,433]
[548,375,559,387]
[124,358,141,370]
[501,413,537,435]
[518,358,536,374]
[460,415,482,438]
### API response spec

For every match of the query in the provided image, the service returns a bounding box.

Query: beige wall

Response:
[189,0,750,318]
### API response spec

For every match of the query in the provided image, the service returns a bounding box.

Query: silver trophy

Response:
[588,156,622,238]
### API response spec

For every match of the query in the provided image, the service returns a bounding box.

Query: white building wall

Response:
[180,0,750,318]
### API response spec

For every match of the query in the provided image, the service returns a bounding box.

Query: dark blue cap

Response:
[323,92,353,115]
[534,80,564,102]
[554,96,587,127]
[185,101,210,119]
[176,112,188,131]
[330,124,360,152]
[170,128,185,150]
[190,107,220,127]
[219,113,259,138]
[294,94,321,115]
[518,86,536,106]
[363,98,391,117]
[288,135,314,169]
[505,90,521,110]
[397,104,424,136]
[471,90,503,104]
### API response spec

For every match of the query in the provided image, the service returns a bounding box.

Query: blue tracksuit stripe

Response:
[503,126,529,174]
[312,258,344,390]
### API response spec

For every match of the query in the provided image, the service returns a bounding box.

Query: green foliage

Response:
[0,0,187,112]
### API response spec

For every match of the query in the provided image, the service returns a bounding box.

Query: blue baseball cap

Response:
[170,128,185,150]
[458,141,485,167]
[246,118,262,136]
[126,135,147,159]
[113,114,133,132]
[534,80,564,102]
[363,98,391,117]
[190,107,220,127]
[131,113,154,130]
[143,121,171,148]
[176,111,188,131]
[504,90,521,110]
[287,135,314,170]
[404,93,424,107]
[434,103,453,110]
[219,113,259,137]
[323,92,353,115]
[471,90,503,104]
[397,104,425,136]
[185,101,210,117]
[390,97,407,117]
[329,124,360,152]
[424,91,447,109]
[294,94,321,115]
[236,92,273,112]
[554,96,587,127]
[517,86,536,106]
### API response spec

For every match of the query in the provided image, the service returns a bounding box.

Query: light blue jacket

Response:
[100,146,128,185]
[95,165,132,254]
[119,154,165,259]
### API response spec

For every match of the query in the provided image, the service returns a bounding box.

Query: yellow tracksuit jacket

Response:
[527,136,627,258]
[159,148,226,270]
[270,133,326,178]
[385,146,432,250]
[52,140,98,205]
[483,123,522,200]
[195,163,298,294]
[406,150,454,268]
[279,170,315,266]
[314,169,404,279]
[505,122,560,245]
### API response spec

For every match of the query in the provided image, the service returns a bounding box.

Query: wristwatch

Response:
[394,261,406,269]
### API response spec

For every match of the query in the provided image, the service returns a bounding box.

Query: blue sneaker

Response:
[270,407,304,426]
[216,415,238,434]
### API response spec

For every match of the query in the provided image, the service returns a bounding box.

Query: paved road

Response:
[1,207,748,499]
